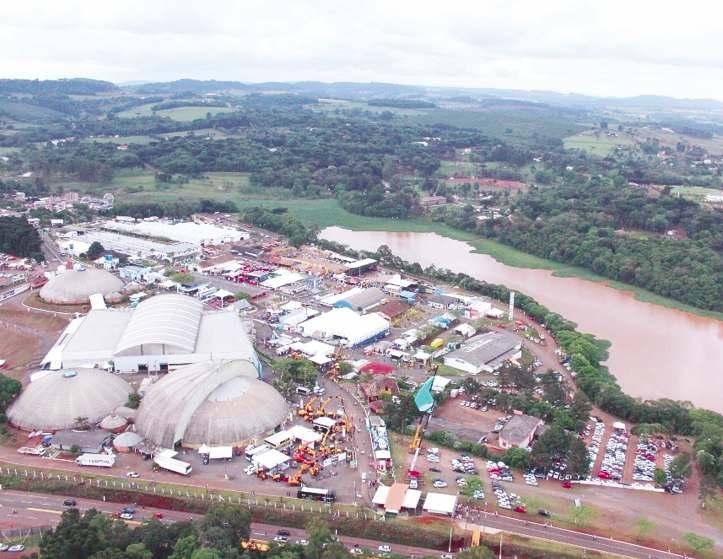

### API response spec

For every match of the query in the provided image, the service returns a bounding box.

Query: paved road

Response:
[0,491,437,557]
[0,490,694,558]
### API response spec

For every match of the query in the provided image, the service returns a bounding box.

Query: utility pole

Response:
[498,533,503,559]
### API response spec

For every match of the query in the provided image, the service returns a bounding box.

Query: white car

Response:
[432,480,448,488]
[120,512,134,520]
[126,471,140,478]
[350,548,364,555]
[378,544,392,553]
[0,544,8,551]
[8,544,24,552]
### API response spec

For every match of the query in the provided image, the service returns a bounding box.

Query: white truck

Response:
[75,453,116,468]
[153,454,192,475]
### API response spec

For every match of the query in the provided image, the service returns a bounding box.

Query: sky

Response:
[1,0,722,100]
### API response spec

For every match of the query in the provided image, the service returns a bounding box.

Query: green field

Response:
[0,100,65,122]
[670,185,723,203]
[155,106,235,122]
[117,103,235,122]
[412,108,586,144]
[564,130,635,156]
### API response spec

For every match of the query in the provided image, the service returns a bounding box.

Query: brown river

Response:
[320,227,723,412]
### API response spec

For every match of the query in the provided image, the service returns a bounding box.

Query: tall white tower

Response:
[508,291,515,321]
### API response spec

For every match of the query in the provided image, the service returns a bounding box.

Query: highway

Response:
[0,490,692,558]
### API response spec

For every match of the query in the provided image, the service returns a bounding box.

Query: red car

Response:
[513,505,527,513]
[597,471,611,480]
[561,480,573,488]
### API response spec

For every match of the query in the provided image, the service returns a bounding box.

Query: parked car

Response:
[63,498,77,506]
[378,544,392,553]
[277,530,291,537]
[0,544,8,551]
[538,509,551,517]
[8,544,25,552]
[432,479,448,488]
[126,471,140,478]
[120,512,134,520]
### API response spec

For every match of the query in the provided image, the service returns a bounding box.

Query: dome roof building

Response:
[135,360,288,448]
[7,369,132,431]
[39,267,123,305]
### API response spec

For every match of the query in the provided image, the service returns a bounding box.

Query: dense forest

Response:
[0,216,43,261]
[437,178,723,311]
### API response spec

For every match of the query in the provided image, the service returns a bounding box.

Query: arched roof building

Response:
[39,268,123,305]
[135,360,288,448]
[7,369,131,431]
[41,293,260,374]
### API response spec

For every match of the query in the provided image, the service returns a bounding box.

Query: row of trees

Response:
[35,504,496,559]
[0,216,43,261]
[435,177,722,311]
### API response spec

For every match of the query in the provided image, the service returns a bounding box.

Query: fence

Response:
[0,464,376,520]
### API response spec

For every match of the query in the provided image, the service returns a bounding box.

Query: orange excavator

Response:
[288,473,302,486]
[314,397,333,418]
[297,397,317,420]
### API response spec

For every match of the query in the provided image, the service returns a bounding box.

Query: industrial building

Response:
[39,266,124,305]
[104,218,249,246]
[296,307,389,347]
[333,287,387,313]
[443,330,522,374]
[58,229,199,262]
[499,413,544,449]
[134,360,288,448]
[7,368,132,431]
[41,293,261,373]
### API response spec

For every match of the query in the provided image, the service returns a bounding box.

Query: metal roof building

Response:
[135,360,288,448]
[7,369,132,431]
[296,307,390,348]
[41,293,261,373]
[443,330,523,375]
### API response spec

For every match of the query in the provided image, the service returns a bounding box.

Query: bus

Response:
[297,486,336,503]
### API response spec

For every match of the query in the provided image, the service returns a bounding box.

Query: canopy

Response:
[414,377,435,412]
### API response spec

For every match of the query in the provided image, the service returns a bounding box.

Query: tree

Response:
[503,447,530,470]
[199,503,250,547]
[0,374,21,421]
[168,534,200,559]
[634,516,655,540]
[305,518,334,559]
[683,532,714,554]
[273,358,318,399]
[86,241,105,260]
[125,392,141,409]
[653,468,667,486]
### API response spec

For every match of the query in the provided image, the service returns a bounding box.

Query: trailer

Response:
[153,454,192,475]
[75,453,116,468]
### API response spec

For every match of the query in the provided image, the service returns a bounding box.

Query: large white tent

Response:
[296,307,389,347]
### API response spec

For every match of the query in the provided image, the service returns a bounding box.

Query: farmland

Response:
[563,129,635,156]
[117,103,235,122]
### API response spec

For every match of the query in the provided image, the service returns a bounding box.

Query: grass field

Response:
[117,103,235,122]
[670,185,723,202]
[436,159,479,177]
[564,130,635,156]
[634,126,723,156]
[155,106,235,122]
[412,108,586,144]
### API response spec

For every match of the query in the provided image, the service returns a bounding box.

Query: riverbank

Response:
[233,196,723,320]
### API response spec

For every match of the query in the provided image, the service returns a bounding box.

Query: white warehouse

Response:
[296,307,389,347]
[41,293,260,374]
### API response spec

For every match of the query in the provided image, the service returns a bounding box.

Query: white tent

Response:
[253,448,291,471]
[423,492,458,515]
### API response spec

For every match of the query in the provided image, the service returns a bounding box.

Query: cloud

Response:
[0,0,722,99]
